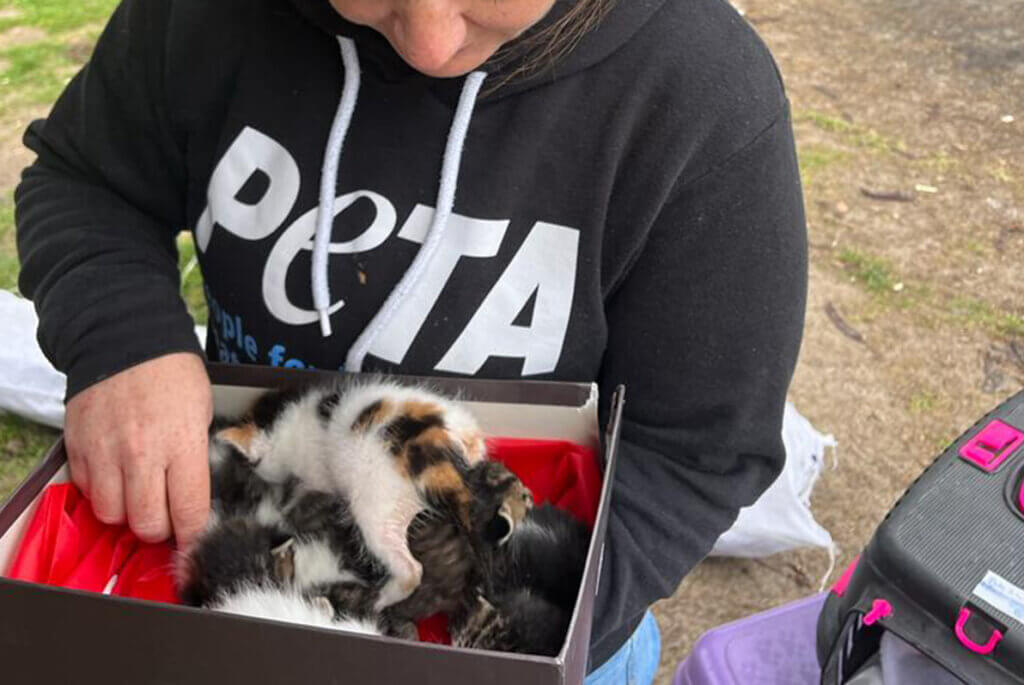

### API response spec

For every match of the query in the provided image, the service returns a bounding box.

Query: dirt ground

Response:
[653,0,1023,681]
[1,0,1023,682]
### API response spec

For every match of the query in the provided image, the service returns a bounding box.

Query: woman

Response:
[15,0,807,680]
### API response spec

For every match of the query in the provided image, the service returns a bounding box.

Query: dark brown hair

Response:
[488,0,618,91]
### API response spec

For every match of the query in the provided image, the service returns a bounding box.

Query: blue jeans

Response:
[585,612,661,685]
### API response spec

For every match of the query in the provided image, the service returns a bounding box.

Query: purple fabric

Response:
[674,593,826,685]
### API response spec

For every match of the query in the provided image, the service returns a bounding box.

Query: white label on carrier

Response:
[973,571,1024,625]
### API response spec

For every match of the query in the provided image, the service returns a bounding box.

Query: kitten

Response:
[452,504,591,656]
[207,420,283,526]
[176,517,294,608]
[487,504,591,610]
[209,583,383,636]
[453,591,569,657]
[213,378,488,609]
[387,460,534,623]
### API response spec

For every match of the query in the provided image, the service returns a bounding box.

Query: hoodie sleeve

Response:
[15,0,202,400]
[589,105,808,665]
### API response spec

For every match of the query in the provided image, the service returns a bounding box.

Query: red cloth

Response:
[5,483,178,603]
[487,438,602,528]
[6,439,601,641]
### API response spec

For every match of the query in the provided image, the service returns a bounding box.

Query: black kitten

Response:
[491,504,591,610]
[454,504,591,656]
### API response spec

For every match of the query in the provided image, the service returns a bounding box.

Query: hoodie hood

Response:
[288,0,668,100]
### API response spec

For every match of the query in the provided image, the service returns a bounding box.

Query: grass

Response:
[0,192,16,292]
[0,0,115,111]
[0,40,79,107]
[0,0,118,34]
[836,247,1024,338]
[797,109,901,154]
[177,233,208,325]
[838,248,899,295]
[0,411,57,502]
[948,296,1024,338]
[798,143,849,186]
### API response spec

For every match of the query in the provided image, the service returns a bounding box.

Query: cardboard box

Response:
[0,363,623,684]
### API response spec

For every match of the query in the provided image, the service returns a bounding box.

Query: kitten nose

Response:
[392,4,466,74]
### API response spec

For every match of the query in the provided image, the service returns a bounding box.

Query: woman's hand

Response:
[63,352,212,548]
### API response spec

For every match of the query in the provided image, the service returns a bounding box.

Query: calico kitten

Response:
[452,504,591,656]
[213,378,488,609]
[387,460,533,623]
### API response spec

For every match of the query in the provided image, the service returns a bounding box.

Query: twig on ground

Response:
[859,187,915,202]
[825,302,866,344]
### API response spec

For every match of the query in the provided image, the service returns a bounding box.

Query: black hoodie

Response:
[15,0,807,668]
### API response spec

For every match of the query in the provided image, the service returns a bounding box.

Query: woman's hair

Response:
[488,0,618,91]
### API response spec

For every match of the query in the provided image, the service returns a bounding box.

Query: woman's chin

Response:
[395,43,498,79]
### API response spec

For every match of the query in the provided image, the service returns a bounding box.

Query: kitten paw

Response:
[312,595,335,619]
[374,559,423,611]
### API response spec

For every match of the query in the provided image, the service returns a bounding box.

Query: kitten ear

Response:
[484,512,513,546]
[215,423,259,459]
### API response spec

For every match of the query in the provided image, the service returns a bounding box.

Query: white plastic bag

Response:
[0,290,206,428]
[710,402,836,558]
[0,290,66,428]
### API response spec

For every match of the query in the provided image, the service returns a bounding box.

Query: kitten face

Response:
[467,461,534,545]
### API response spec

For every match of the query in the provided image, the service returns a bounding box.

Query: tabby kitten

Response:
[213,378,488,609]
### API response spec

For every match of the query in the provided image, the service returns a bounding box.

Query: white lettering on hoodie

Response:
[197,127,580,376]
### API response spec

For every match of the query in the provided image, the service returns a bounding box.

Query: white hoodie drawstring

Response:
[312,37,361,337]
[310,36,487,375]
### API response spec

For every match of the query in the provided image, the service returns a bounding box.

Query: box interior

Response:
[0,368,608,669]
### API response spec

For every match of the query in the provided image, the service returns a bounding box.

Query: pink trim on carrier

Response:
[954,607,1003,655]
[958,420,1024,472]
[831,556,860,598]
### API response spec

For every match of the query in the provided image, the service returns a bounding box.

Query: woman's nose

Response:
[392,2,467,74]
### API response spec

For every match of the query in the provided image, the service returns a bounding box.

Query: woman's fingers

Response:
[88,456,126,526]
[65,443,91,501]
[166,440,210,548]
[62,352,213,546]
[124,454,172,543]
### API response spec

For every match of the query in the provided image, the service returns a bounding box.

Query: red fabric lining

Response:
[5,438,601,642]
